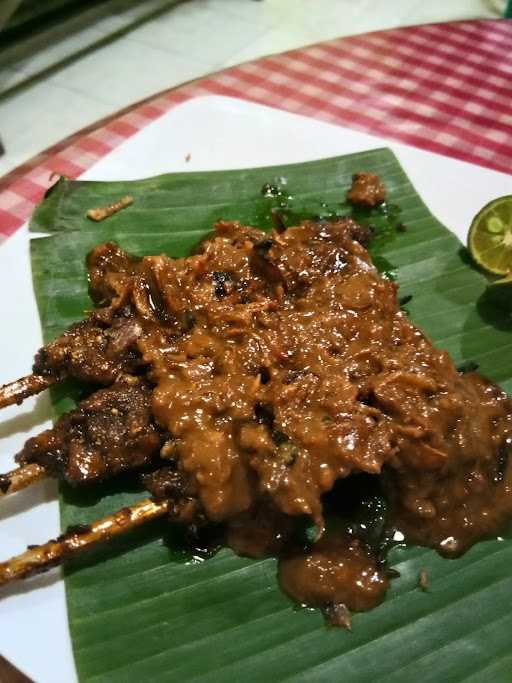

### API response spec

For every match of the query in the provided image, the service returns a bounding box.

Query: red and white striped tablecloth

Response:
[1,19,511,241]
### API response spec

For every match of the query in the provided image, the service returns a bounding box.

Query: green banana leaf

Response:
[29,148,512,682]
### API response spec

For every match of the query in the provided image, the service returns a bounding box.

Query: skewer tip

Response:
[0,374,54,410]
[0,497,169,587]
[0,464,46,498]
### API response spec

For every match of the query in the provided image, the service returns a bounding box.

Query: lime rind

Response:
[489,273,512,288]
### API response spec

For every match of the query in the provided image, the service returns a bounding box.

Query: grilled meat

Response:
[16,378,162,484]
[3,203,512,620]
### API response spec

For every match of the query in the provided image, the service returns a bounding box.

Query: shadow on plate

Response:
[0,477,56,523]
[0,565,61,601]
[0,392,52,441]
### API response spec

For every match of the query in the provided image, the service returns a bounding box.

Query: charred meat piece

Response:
[87,241,141,308]
[250,238,285,288]
[142,466,203,525]
[33,315,144,385]
[16,378,162,484]
[347,172,386,207]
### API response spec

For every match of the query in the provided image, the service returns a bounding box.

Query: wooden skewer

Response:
[0,374,55,410]
[0,464,47,497]
[0,497,169,587]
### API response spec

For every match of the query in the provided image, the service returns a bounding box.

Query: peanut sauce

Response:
[81,217,512,619]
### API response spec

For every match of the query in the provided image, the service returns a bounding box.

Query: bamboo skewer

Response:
[0,497,169,587]
[0,464,47,497]
[0,374,55,410]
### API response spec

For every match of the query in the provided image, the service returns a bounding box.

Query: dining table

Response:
[1,18,511,242]
[1,16,512,683]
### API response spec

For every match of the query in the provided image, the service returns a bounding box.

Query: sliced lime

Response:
[468,195,512,276]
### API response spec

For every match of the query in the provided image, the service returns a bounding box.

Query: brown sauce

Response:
[43,212,512,622]
[278,535,389,612]
[132,219,511,617]
[346,172,386,207]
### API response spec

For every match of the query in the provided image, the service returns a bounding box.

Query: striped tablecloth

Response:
[1,18,511,241]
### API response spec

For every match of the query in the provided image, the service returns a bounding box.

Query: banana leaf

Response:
[29,148,512,682]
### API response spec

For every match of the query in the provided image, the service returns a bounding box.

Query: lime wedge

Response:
[468,195,512,276]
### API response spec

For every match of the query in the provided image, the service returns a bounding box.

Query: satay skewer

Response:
[0,374,55,410]
[0,464,47,497]
[0,497,169,586]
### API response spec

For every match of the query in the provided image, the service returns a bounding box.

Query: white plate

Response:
[1,95,511,683]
